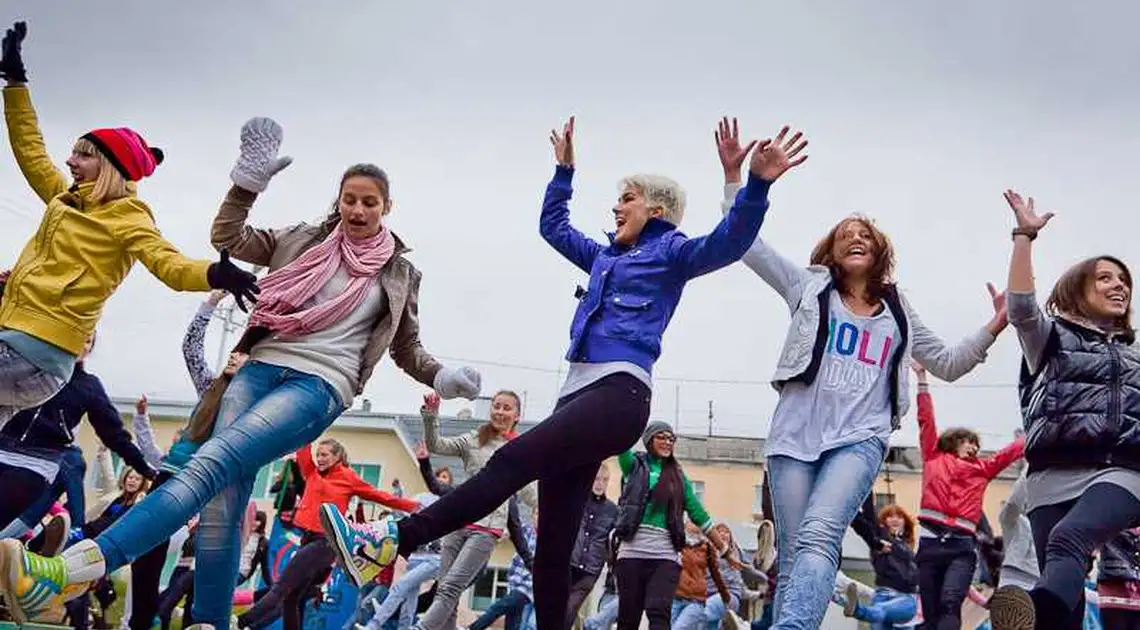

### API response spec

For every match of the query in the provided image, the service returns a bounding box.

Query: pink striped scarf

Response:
[249,223,396,337]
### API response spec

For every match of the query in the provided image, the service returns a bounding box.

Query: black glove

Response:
[0,21,27,83]
[206,249,260,312]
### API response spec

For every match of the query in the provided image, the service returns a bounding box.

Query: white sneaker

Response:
[754,519,776,573]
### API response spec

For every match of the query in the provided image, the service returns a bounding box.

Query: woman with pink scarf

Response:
[0,118,481,629]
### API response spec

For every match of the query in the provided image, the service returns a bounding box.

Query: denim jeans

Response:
[345,582,388,630]
[853,588,918,629]
[365,555,441,630]
[0,340,69,430]
[705,594,738,630]
[670,599,704,630]
[93,361,343,628]
[767,437,885,630]
[584,592,619,630]
[469,589,530,630]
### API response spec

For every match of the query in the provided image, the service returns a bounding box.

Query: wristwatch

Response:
[1011,228,1037,241]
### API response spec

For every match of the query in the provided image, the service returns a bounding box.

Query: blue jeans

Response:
[767,437,885,630]
[705,594,738,630]
[853,588,917,630]
[366,555,441,630]
[346,583,389,630]
[469,589,530,630]
[671,599,705,630]
[584,592,618,630]
[94,361,343,628]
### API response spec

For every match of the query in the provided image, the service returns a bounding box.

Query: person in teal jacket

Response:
[612,421,725,630]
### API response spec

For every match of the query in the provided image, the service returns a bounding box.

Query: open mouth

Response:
[614,215,626,229]
[1108,291,1129,306]
[845,243,868,258]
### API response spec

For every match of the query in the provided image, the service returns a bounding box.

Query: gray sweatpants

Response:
[416,528,497,630]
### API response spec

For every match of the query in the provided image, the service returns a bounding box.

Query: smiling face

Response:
[489,392,520,435]
[1084,259,1132,322]
[66,142,102,184]
[830,218,877,278]
[811,216,896,296]
[884,513,905,535]
[650,431,675,458]
[956,438,979,459]
[223,351,249,377]
[338,175,390,240]
[123,470,144,494]
[315,444,339,472]
[612,184,660,246]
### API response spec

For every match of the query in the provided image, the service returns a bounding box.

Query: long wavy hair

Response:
[809,216,897,303]
[878,504,917,548]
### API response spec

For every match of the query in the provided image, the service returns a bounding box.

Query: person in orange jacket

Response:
[911,361,1025,630]
[236,438,416,630]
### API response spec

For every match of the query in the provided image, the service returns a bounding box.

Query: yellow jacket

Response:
[0,86,212,355]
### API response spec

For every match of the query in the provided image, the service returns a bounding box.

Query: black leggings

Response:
[129,470,174,630]
[614,558,681,630]
[397,373,652,630]
[1028,483,1140,630]
[0,463,49,527]
[238,534,335,630]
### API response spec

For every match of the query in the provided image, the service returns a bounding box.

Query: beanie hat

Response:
[81,127,164,182]
[642,420,674,450]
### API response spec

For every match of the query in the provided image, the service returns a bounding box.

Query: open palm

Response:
[1003,189,1054,232]
[715,117,757,177]
[749,126,809,181]
[549,117,575,167]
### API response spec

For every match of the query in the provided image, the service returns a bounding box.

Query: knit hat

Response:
[642,420,674,450]
[81,127,164,182]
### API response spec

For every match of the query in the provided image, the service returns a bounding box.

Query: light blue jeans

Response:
[367,555,441,630]
[584,592,618,630]
[671,599,705,630]
[767,437,885,630]
[705,594,738,630]
[853,588,918,630]
[93,361,343,627]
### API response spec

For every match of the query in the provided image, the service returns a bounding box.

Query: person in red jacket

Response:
[236,438,416,630]
[911,361,1025,630]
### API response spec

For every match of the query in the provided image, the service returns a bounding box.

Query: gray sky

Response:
[2,0,1138,446]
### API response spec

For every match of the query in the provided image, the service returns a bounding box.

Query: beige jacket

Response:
[211,186,443,395]
[423,410,537,531]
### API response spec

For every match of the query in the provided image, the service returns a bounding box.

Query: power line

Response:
[434,355,1019,390]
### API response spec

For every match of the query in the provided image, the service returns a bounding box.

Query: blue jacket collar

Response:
[604,217,678,248]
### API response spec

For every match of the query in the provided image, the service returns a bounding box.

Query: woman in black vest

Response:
[988,190,1140,630]
[613,421,723,630]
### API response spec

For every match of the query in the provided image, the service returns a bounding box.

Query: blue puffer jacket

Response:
[540,166,772,373]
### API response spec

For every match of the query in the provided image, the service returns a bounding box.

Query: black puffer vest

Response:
[1019,318,1140,473]
[614,453,685,550]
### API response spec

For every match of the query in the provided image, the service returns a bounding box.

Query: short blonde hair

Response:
[619,174,687,226]
[73,138,131,204]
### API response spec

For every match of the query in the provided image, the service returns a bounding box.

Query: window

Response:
[691,480,705,503]
[873,492,896,512]
[252,459,289,500]
[469,567,510,611]
[350,463,383,488]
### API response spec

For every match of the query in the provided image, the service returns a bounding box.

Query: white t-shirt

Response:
[766,290,899,461]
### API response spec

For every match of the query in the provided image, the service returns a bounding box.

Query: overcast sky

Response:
[1,1,1137,447]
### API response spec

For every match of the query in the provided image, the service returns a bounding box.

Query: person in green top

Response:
[612,421,725,630]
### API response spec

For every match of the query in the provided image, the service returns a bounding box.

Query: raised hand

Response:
[1003,189,1054,233]
[0,21,28,84]
[715,117,758,184]
[414,441,429,459]
[231,117,293,193]
[549,117,575,167]
[421,391,441,414]
[749,125,809,182]
[136,395,148,415]
[986,281,1008,334]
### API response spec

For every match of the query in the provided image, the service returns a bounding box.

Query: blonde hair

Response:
[73,138,132,204]
[318,437,349,466]
[619,174,687,226]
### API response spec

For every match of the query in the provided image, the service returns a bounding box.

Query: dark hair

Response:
[1046,255,1133,332]
[810,216,897,302]
[650,455,686,516]
[254,510,267,535]
[434,466,451,480]
[477,390,522,446]
[937,428,981,454]
[324,163,392,229]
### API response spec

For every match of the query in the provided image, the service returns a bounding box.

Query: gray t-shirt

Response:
[766,290,899,461]
[1008,290,1140,511]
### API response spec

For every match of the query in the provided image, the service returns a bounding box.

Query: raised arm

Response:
[2,34,70,203]
[350,473,421,513]
[1003,190,1056,373]
[131,396,164,469]
[295,444,317,479]
[420,393,470,457]
[850,494,884,552]
[912,363,940,462]
[907,284,1004,382]
[539,118,603,273]
[85,375,156,478]
[715,119,812,307]
[979,435,1026,480]
[183,293,222,395]
[415,441,453,495]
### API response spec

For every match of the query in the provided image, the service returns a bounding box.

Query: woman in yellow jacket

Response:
[0,21,258,429]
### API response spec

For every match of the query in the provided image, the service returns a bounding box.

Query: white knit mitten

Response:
[433,366,482,400]
[230,117,293,193]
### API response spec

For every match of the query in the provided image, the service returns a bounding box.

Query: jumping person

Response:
[986,190,1140,630]
[713,117,1006,630]
[0,21,258,427]
[0,116,479,628]
[320,116,807,630]
[911,361,1024,630]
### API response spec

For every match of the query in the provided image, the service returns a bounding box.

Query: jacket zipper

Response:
[1107,340,1122,461]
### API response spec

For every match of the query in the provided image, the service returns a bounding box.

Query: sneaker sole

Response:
[989,585,1035,630]
[318,505,365,589]
[756,520,776,573]
[0,539,29,624]
[843,582,859,617]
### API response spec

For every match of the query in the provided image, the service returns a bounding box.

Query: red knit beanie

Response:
[81,127,165,182]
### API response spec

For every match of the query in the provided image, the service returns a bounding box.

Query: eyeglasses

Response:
[654,434,676,443]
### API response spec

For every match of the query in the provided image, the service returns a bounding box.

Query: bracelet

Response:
[1012,228,1037,241]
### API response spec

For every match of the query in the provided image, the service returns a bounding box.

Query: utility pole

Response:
[707,400,713,437]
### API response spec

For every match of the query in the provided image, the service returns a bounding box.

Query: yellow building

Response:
[71,400,1020,623]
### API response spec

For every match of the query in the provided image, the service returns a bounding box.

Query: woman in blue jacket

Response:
[322,116,809,630]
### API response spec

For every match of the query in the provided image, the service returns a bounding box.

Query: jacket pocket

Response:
[607,295,654,340]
